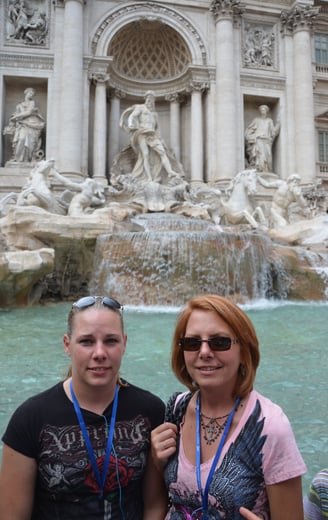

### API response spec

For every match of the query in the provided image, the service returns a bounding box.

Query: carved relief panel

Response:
[5,0,50,47]
[242,22,277,70]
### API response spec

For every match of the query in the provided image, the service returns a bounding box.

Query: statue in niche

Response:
[7,0,48,45]
[3,87,45,162]
[257,174,311,228]
[245,104,280,174]
[119,90,182,184]
[244,26,274,68]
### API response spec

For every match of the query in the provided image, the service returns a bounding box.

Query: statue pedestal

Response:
[0,164,31,193]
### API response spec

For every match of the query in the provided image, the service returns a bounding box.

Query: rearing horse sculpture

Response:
[220,169,267,228]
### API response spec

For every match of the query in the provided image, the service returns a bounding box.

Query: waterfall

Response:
[90,214,287,306]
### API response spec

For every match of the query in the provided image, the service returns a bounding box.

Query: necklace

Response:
[200,411,230,445]
[196,395,241,518]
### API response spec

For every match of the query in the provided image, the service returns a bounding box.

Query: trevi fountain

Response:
[1,0,328,307]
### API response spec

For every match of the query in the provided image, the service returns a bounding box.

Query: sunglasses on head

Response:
[72,296,123,311]
[179,336,238,352]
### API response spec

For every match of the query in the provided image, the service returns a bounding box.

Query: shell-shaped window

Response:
[108,20,191,80]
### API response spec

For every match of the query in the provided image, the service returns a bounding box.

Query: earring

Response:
[239,363,246,377]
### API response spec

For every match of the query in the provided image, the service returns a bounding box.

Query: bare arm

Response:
[266,476,304,520]
[239,507,263,519]
[0,444,37,520]
[142,451,168,520]
[257,175,279,189]
[239,476,303,519]
[52,168,82,191]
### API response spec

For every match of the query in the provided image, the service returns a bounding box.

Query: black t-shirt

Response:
[2,381,165,519]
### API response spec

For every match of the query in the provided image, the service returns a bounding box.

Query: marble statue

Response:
[257,173,310,228]
[16,159,64,213]
[119,90,180,183]
[3,87,45,162]
[52,169,106,216]
[7,0,48,45]
[185,169,267,228]
[245,105,280,173]
[15,159,105,216]
[220,169,267,228]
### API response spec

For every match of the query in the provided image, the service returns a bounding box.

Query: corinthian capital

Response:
[89,72,110,85]
[281,4,319,33]
[210,0,244,22]
[186,81,209,94]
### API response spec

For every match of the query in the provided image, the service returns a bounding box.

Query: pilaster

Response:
[90,72,110,180]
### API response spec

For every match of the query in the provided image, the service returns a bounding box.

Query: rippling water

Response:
[0,300,327,496]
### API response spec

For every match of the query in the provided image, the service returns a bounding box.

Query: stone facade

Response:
[0,0,327,188]
[2,0,328,306]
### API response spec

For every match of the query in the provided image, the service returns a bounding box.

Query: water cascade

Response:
[91,214,287,306]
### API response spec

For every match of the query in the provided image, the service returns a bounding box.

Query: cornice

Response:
[0,53,54,70]
[241,72,285,90]
[106,64,210,100]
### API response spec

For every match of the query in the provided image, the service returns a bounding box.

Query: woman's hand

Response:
[151,422,178,471]
[239,507,263,519]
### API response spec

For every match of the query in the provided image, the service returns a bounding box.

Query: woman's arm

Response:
[239,476,303,520]
[266,476,304,520]
[239,507,263,519]
[0,444,37,520]
[142,452,168,520]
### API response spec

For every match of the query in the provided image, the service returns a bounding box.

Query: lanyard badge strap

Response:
[196,395,240,518]
[70,380,119,499]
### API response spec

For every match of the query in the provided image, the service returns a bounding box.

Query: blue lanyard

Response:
[70,380,119,499]
[195,394,240,518]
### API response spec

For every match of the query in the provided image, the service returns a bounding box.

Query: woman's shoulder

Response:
[119,380,165,412]
[247,390,297,440]
[120,380,163,401]
[13,381,65,413]
[249,389,285,418]
[165,390,193,424]
[117,381,165,427]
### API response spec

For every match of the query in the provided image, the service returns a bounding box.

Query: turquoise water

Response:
[0,300,327,496]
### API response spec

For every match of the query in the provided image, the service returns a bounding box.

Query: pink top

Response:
[164,389,306,518]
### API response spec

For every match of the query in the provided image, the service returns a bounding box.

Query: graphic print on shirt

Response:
[164,400,268,519]
[38,415,149,500]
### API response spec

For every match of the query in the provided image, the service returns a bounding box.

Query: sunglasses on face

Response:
[72,296,123,311]
[179,336,238,352]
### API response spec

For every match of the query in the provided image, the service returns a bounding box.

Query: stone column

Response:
[165,93,181,161]
[58,0,84,176]
[281,29,295,177]
[91,72,109,180]
[281,5,319,184]
[205,74,217,183]
[108,89,125,171]
[46,2,65,162]
[210,0,243,181]
[189,82,207,183]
